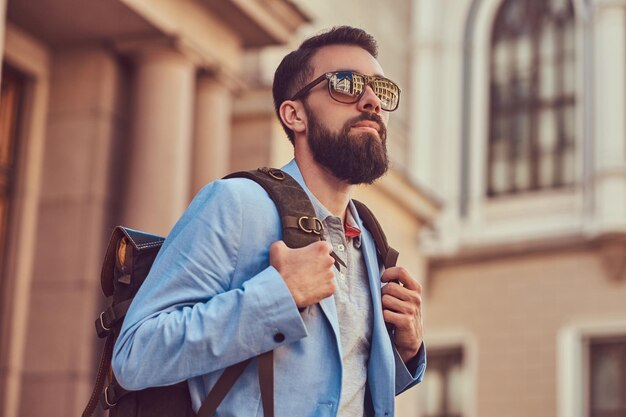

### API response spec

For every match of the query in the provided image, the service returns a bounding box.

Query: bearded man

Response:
[113,26,426,417]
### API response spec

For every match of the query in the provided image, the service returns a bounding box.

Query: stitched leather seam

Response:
[124,233,164,250]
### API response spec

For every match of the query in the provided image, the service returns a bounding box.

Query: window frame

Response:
[588,335,626,417]
[487,0,577,197]
[423,346,465,417]
[557,320,626,417]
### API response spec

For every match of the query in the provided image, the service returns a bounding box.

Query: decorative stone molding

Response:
[115,36,247,92]
[202,0,312,47]
[593,232,626,282]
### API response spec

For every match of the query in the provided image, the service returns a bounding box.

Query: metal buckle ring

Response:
[268,168,285,181]
[99,312,111,332]
[104,386,117,407]
[298,217,323,235]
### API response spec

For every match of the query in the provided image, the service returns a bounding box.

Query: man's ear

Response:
[279,100,306,134]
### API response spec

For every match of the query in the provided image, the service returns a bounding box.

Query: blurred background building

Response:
[0,0,624,416]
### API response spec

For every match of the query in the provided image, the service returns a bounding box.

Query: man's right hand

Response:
[270,240,336,308]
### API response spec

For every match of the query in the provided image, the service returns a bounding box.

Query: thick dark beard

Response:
[303,103,389,185]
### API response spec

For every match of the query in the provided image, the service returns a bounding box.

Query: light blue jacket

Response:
[112,160,426,416]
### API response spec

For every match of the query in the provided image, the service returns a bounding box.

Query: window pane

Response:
[539,110,557,152]
[540,24,556,100]
[551,0,570,15]
[488,0,577,197]
[538,109,556,188]
[502,0,526,32]
[516,36,533,84]
[563,63,576,97]
[562,144,576,186]
[448,363,465,415]
[492,139,510,194]
[539,150,554,188]
[424,369,444,415]
[590,339,626,412]
[494,42,511,87]
[562,23,576,96]
[561,106,576,185]
[513,112,531,190]
[424,348,465,417]
[563,23,576,58]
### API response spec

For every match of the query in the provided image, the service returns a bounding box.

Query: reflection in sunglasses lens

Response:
[329,72,399,111]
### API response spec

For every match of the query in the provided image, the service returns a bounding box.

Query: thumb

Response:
[302,240,333,254]
[270,240,288,256]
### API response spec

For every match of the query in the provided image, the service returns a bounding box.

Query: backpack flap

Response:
[100,227,129,297]
[97,226,165,339]
[100,227,165,295]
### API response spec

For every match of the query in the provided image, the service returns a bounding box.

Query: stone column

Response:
[124,47,196,235]
[593,3,626,231]
[21,48,124,417]
[408,0,442,188]
[191,74,232,196]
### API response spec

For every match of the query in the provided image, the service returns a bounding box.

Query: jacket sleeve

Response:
[394,342,427,395]
[112,179,308,390]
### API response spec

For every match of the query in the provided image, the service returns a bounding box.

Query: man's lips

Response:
[351,121,381,132]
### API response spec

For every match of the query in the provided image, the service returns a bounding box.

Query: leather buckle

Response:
[103,386,117,408]
[98,312,111,334]
[298,217,323,235]
[95,311,112,338]
[259,167,286,181]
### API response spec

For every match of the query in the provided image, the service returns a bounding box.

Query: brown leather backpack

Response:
[82,167,398,417]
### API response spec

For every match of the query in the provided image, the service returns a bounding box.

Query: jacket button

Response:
[274,332,285,343]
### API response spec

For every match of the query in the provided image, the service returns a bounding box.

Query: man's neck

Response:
[294,152,352,220]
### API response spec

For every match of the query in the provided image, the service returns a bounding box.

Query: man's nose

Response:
[356,85,382,114]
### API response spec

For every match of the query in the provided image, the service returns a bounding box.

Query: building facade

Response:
[410,1,626,417]
[0,1,439,416]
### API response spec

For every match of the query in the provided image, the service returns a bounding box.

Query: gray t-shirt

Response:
[323,208,373,417]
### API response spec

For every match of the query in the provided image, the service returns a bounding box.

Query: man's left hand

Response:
[381,267,423,364]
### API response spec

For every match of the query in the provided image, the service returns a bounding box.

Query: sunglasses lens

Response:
[328,72,399,111]
[371,79,400,111]
[329,72,363,100]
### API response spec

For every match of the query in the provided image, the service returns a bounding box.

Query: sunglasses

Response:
[290,70,401,112]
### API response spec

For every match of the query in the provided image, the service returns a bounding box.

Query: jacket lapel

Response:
[352,204,395,414]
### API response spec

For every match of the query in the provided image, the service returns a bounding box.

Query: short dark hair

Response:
[272,26,379,144]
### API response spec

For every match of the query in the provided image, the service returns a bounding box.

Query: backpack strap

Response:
[81,333,114,417]
[197,351,273,417]
[352,199,400,335]
[198,167,325,417]
[352,199,399,268]
[224,167,324,249]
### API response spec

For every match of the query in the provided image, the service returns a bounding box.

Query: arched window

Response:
[488,0,576,196]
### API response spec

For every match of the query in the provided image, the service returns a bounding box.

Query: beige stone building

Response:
[408,1,626,417]
[5,0,625,416]
[0,0,439,416]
